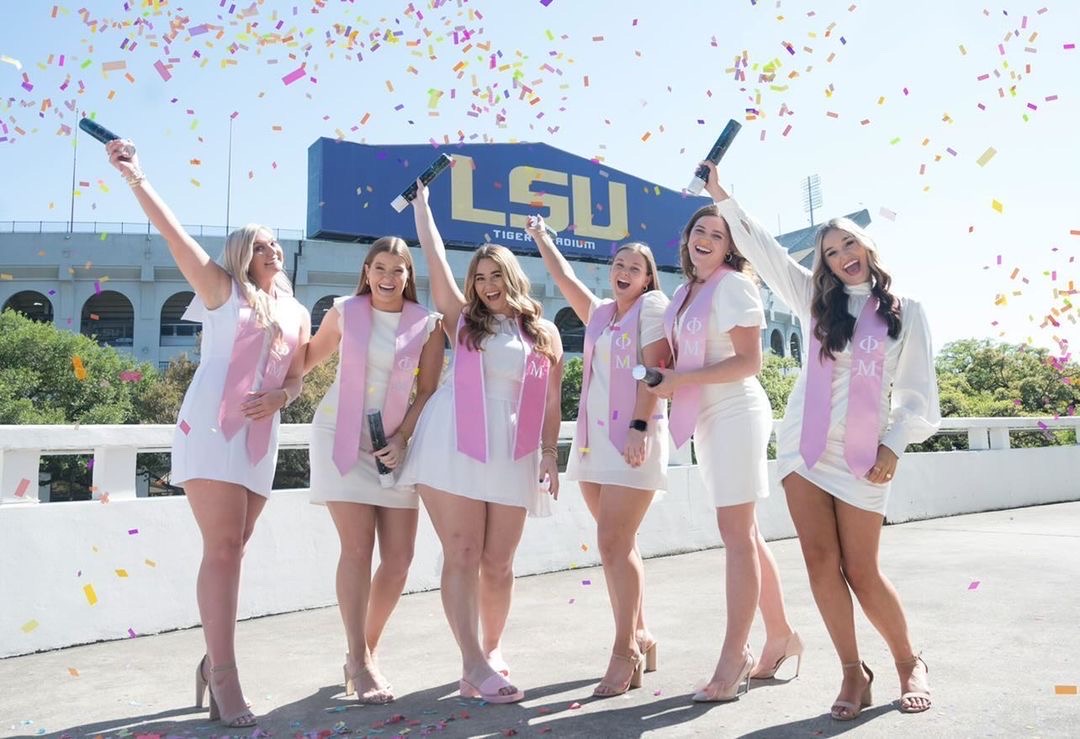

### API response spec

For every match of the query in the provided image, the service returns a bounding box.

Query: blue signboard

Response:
[307,139,708,270]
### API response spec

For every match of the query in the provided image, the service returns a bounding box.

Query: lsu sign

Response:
[307,139,706,270]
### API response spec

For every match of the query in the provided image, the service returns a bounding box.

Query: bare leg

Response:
[325,502,392,702]
[419,486,519,696]
[478,503,528,666]
[185,479,262,724]
[701,502,759,693]
[365,506,419,655]
[750,527,798,676]
[579,482,654,647]
[783,473,871,718]
[835,500,930,712]
[593,484,655,694]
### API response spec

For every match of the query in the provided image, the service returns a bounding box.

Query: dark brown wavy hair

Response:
[460,244,556,361]
[355,236,419,302]
[810,217,901,360]
[678,203,752,281]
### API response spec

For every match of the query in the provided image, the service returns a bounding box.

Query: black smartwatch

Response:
[629,419,648,432]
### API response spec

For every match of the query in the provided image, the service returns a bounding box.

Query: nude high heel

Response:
[830,661,874,721]
[638,638,659,673]
[751,631,804,679]
[194,655,209,708]
[207,663,257,728]
[692,652,755,702]
[593,651,645,698]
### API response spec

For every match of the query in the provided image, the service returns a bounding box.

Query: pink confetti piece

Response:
[15,478,30,498]
[968,580,980,590]
[127,627,137,638]
[281,65,306,85]
[569,702,582,710]
[178,419,191,435]
[153,60,171,82]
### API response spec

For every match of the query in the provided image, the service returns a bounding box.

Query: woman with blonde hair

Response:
[398,181,563,704]
[524,218,669,697]
[646,193,799,703]
[305,237,444,703]
[698,160,939,720]
[107,139,310,728]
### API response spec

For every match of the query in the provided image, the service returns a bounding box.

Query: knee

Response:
[479,550,514,581]
[379,546,414,582]
[840,559,881,594]
[717,521,758,556]
[801,544,841,577]
[596,525,634,564]
[203,533,245,565]
[443,537,482,572]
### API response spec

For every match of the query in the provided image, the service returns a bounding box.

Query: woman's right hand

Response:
[411,179,430,209]
[524,214,549,242]
[700,160,729,202]
[106,138,142,181]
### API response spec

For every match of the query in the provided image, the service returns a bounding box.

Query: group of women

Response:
[106,139,940,729]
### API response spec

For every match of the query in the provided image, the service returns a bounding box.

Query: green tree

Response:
[561,356,583,419]
[0,309,158,499]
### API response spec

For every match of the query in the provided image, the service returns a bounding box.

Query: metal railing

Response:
[0,221,305,240]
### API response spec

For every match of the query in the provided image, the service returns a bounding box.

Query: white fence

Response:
[2,418,1078,657]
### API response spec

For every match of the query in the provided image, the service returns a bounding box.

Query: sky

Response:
[1,0,1078,354]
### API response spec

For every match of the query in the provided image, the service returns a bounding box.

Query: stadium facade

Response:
[0,140,869,368]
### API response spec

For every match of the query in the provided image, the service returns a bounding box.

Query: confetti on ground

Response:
[144,559,156,567]
[968,580,980,590]
[68,667,79,677]
[83,584,98,606]
[581,579,592,586]
[976,147,997,167]
[1056,685,1078,695]
[21,619,39,633]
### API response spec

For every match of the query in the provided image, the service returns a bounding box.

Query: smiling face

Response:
[685,214,731,278]
[609,248,652,300]
[363,252,410,309]
[247,230,284,290]
[472,257,511,314]
[820,228,871,286]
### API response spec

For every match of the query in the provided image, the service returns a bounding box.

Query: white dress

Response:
[565,291,670,491]
[171,284,306,497]
[398,315,556,517]
[309,298,441,509]
[674,272,773,507]
[717,198,941,514]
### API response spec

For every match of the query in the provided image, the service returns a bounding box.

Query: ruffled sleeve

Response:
[639,290,670,346]
[716,198,814,319]
[711,271,766,334]
[880,298,941,456]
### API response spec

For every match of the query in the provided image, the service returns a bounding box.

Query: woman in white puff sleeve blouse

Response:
[698,161,940,722]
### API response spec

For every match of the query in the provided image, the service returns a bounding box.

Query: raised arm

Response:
[700,161,813,316]
[107,139,231,309]
[410,180,466,331]
[523,215,599,324]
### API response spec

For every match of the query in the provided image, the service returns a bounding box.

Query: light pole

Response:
[801,174,823,227]
[225,114,234,233]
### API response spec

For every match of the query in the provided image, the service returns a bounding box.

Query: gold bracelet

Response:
[541,444,558,458]
[125,169,146,188]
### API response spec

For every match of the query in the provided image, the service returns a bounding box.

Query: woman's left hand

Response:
[241,389,287,421]
[539,454,560,500]
[623,428,648,468]
[866,445,899,484]
[373,433,407,470]
[645,368,679,400]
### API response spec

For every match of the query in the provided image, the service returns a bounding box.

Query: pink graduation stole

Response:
[453,314,551,462]
[218,285,303,464]
[332,296,431,475]
[662,265,735,449]
[799,297,889,477]
[576,296,645,456]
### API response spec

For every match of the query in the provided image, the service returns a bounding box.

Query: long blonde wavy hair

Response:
[460,244,556,360]
[355,236,419,302]
[810,217,901,360]
[220,224,292,345]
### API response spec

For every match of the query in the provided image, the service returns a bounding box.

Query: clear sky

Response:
[1,0,1077,353]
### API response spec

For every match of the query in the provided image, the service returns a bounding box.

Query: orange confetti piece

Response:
[68,667,80,677]
[1056,685,1078,695]
[72,355,87,381]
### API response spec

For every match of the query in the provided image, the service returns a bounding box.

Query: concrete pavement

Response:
[2,501,1078,738]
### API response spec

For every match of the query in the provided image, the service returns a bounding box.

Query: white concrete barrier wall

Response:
[4,445,1079,657]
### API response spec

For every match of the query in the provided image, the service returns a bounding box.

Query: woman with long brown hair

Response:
[397,180,563,704]
[699,160,940,720]
[525,217,669,698]
[106,139,310,728]
[305,237,445,704]
[646,195,799,703]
